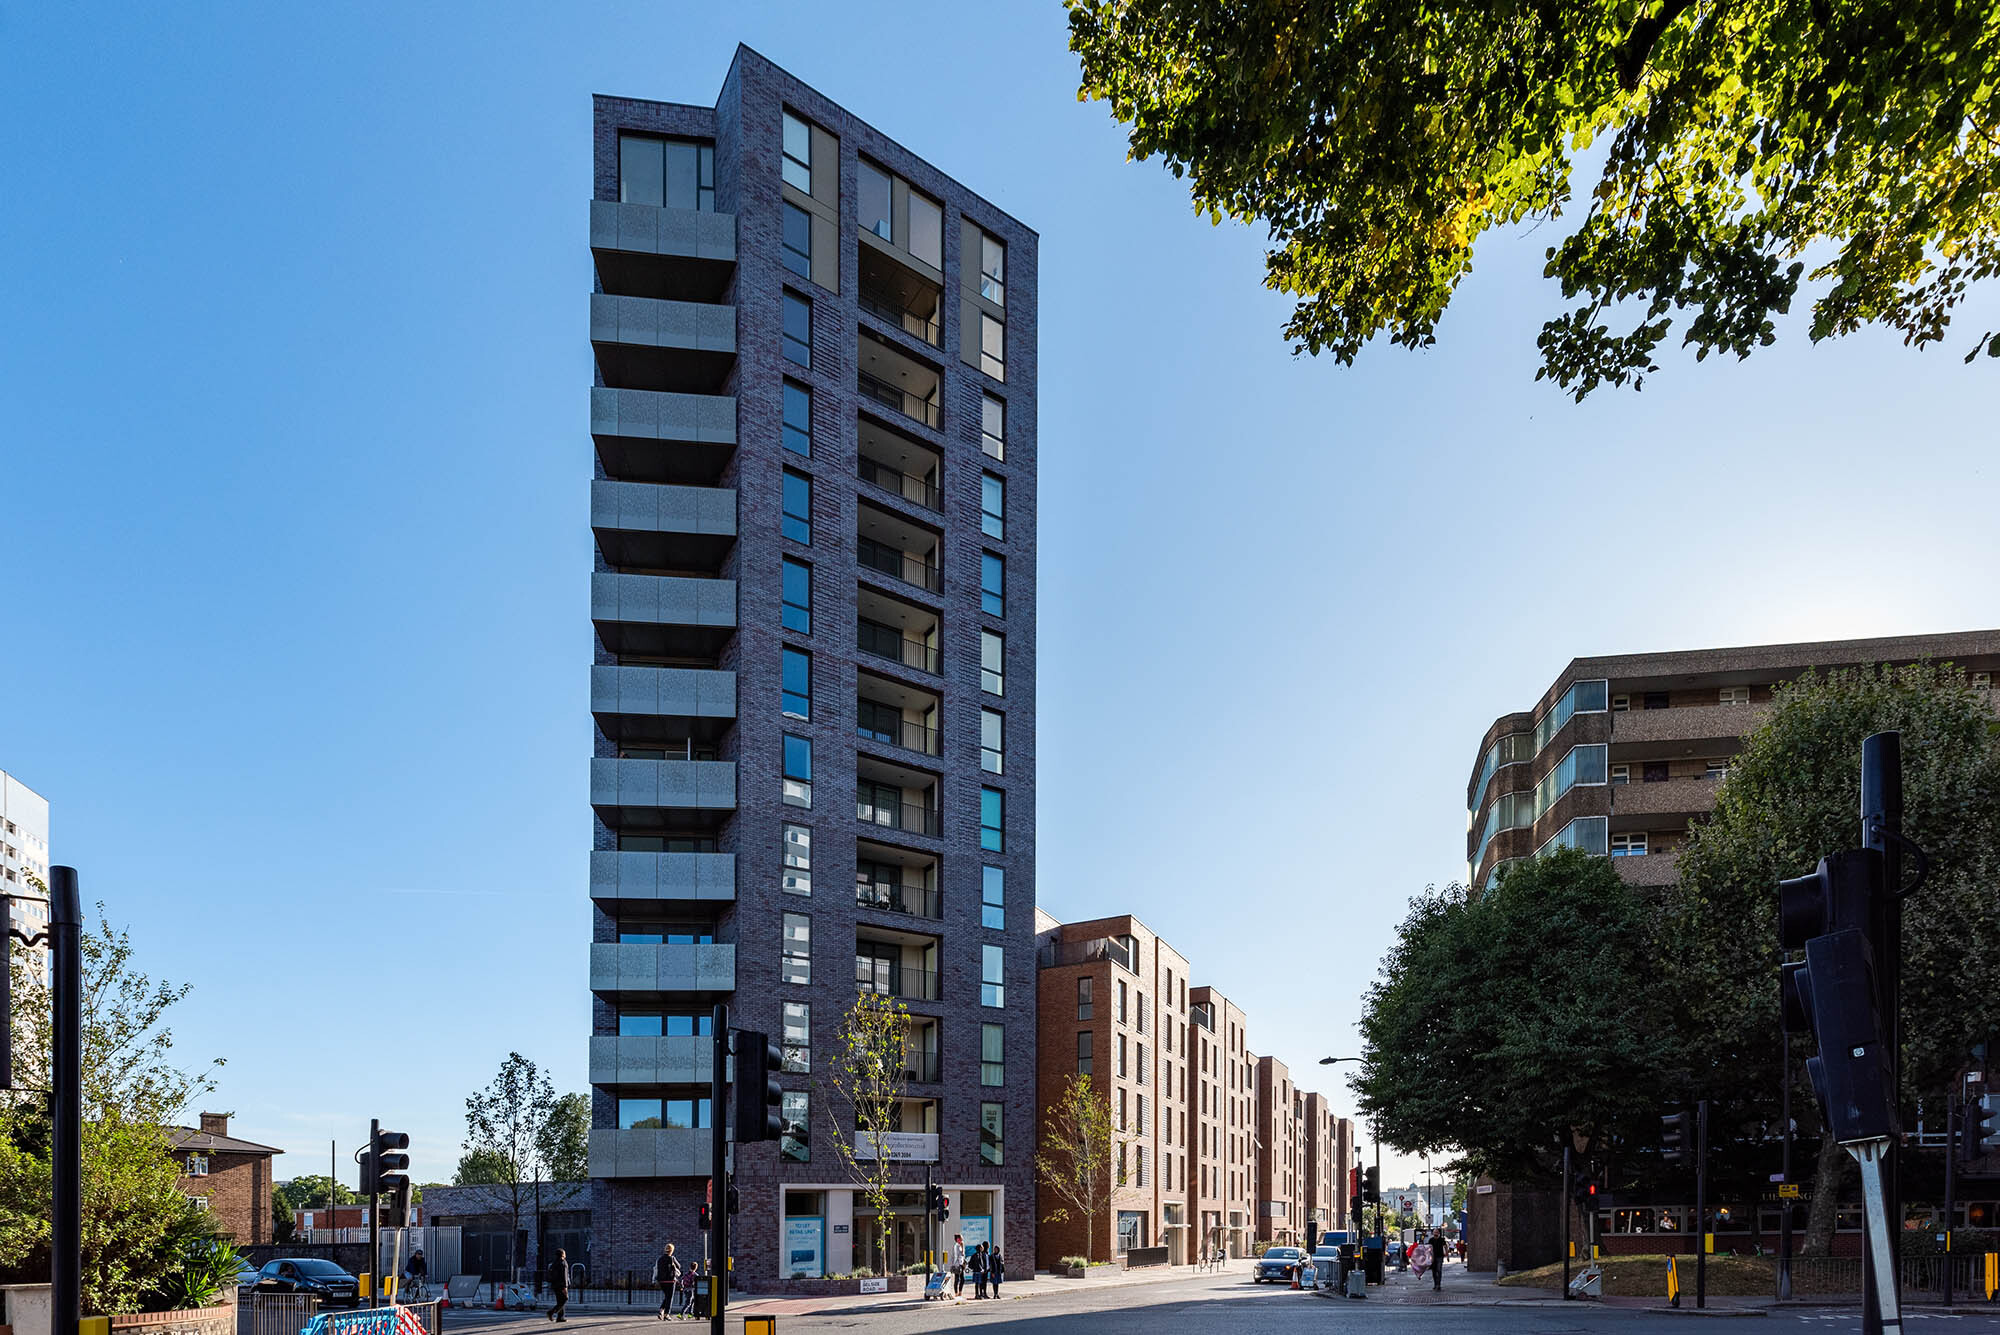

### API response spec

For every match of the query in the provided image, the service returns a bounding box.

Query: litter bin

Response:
[1363,1237,1385,1285]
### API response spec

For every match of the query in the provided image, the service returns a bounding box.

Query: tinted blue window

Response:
[783,382,812,457]
[782,292,812,367]
[782,647,811,719]
[782,557,811,633]
[783,470,811,544]
[981,553,1005,617]
[784,734,813,782]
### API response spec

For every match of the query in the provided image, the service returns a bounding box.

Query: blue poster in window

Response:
[959,1215,992,1251]
[783,1217,824,1278]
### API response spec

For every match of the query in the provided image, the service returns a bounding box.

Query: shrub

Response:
[1060,1255,1091,1269]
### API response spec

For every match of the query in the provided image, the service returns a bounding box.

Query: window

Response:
[782,382,812,458]
[782,647,812,719]
[782,291,812,368]
[782,913,811,984]
[979,313,1005,380]
[783,734,813,808]
[1137,1043,1148,1083]
[979,232,1006,306]
[1612,694,1631,711]
[1719,685,1751,706]
[781,201,812,279]
[183,1154,209,1177]
[618,1011,713,1037]
[981,473,1004,540]
[1610,764,1630,785]
[782,469,812,544]
[783,823,812,896]
[1116,980,1127,1023]
[981,553,1004,617]
[981,866,1004,930]
[858,160,893,240]
[783,1001,811,1072]
[1078,1030,1093,1074]
[980,709,1004,774]
[1642,761,1670,783]
[1705,760,1730,780]
[1644,691,1670,710]
[618,135,714,211]
[618,1097,710,1130]
[618,920,716,944]
[1077,976,1093,1019]
[781,1091,810,1162]
[980,787,1004,851]
[981,630,1004,695]
[980,394,1005,460]
[981,1022,1005,1085]
[909,193,942,267]
[1610,832,1648,857]
[782,557,812,634]
[1974,672,1993,690]
[981,944,1005,1007]
[1118,1034,1128,1077]
[980,1103,1003,1166]
[781,111,812,193]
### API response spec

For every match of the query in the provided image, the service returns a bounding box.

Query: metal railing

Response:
[855,959,941,1001]
[903,1050,942,1083]
[858,537,942,593]
[858,715,940,757]
[1039,936,1136,972]
[856,882,943,920]
[858,287,942,347]
[858,370,941,428]
[857,798,941,836]
[857,620,941,675]
[857,455,942,511]
[250,1293,319,1335]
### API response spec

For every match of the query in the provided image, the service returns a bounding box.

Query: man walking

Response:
[653,1242,681,1319]
[950,1234,965,1298]
[546,1248,570,1322]
[1429,1228,1448,1291]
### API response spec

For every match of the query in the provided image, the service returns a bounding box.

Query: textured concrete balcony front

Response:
[591,294,737,393]
[1612,850,1684,888]
[590,572,735,658]
[1611,702,1766,756]
[589,199,735,303]
[588,941,736,995]
[589,850,736,908]
[590,480,736,572]
[590,758,737,822]
[591,388,737,485]
[591,665,736,731]
[1610,775,1721,820]
[588,1125,712,1179]
[588,1034,715,1087]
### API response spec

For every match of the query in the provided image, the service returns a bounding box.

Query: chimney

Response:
[199,1112,230,1138]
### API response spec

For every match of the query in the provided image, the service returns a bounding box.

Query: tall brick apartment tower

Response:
[586,46,1038,1283]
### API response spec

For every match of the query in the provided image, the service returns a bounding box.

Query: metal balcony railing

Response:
[857,798,941,837]
[858,536,942,593]
[902,1051,942,1084]
[854,959,941,1001]
[855,882,943,921]
[1039,936,1136,972]
[858,370,941,429]
[858,288,942,347]
[857,714,940,757]
[857,455,942,511]
[857,620,941,675]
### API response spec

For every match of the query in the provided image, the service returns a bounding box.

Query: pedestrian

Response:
[546,1248,570,1322]
[950,1234,965,1297]
[970,1242,988,1299]
[1429,1228,1447,1291]
[653,1242,681,1320]
[407,1248,427,1298]
[987,1246,1004,1298]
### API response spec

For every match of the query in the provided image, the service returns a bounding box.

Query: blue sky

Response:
[2,1,1994,1190]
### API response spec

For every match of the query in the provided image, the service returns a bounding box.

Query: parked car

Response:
[1386,1238,1406,1264]
[252,1259,360,1306]
[234,1259,262,1290]
[1252,1247,1304,1283]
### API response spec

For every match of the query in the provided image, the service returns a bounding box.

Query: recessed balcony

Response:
[856,670,940,759]
[856,922,941,1003]
[856,586,941,677]
[590,480,736,573]
[588,850,735,910]
[856,753,940,840]
[858,244,943,348]
[856,416,942,513]
[858,502,942,596]
[857,329,941,431]
[591,387,736,486]
[591,572,735,659]
[589,941,736,997]
[591,294,736,393]
[589,199,735,303]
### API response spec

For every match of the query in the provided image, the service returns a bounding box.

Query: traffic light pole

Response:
[1945,1094,1958,1308]
[1561,1145,1572,1300]
[1696,1099,1709,1310]
[710,1001,728,1335]
[49,870,82,1335]
[1780,998,1794,1302]
[367,1118,381,1309]
[1861,731,1903,1335]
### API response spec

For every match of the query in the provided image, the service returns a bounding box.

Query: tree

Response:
[1667,662,2000,1250]
[462,1053,557,1283]
[819,991,910,1275]
[538,1093,590,1185]
[1067,0,2000,398]
[1353,850,1672,1179]
[1033,1073,1126,1263]
[274,1175,357,1213]
[454,1147,514,1186]
[0,906,225,1314]
[271,1192,297,1245]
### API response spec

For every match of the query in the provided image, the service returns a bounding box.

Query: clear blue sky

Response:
[3,2,1994,1190]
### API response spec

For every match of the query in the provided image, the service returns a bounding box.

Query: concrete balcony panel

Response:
[590,572,736,659]
[591,295,736,394]
[1610,776,1721,820]
[591,388,737,486]
[588,941,736,995]
[590,200,735,304]
[588,1034,714,1086]
[589,850,736,908]
[591,480,736,571]
[591,665,736,720]
[1611,702,1768,755]
[587,1125,712,1179]
[590,758,737,816]
[1613,851,1684,889]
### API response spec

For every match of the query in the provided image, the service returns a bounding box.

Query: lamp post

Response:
[1319,1058,1376,1239]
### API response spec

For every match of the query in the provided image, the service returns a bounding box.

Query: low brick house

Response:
[170,1113,283,1245]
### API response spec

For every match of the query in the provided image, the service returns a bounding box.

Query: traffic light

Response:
[926,1182,945,1216]
[1788,927,1896,1144]
[1778,849,1881,949]
[381,1182,411,1227]
[732,1030,784,1143]
[1969,1094,2000,1153]
[1661,1111,1690,1165]
[938,1192,950,1223]
[1350,1195,1363,1226]
[698,1202,711,1231]
[1362,1167,1380,1204]
[362,1125,410,1196]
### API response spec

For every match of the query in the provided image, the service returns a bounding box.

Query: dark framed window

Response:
[782,647,812,719]
[980,709,1004,774]
[979,313,1005,381]
[980,394,1004,460]
[782,291,812,368]
[981,943,1005,1007]
[980,553,1004,617]
[981,630,1003,695]
[784,734,813,808]
[782,381,813,458]
[782,1000,811,1072]
[981,1023,1005,1086]
[981,473,1004,540]
[1077,976,1093,1020]
[782,823,812,896]
[979,230,1006,306]
[1077,1030,1093,1074]
[981,866,1004,930]
[618,135,714,211]
[782,469,812,544]
[782,557,812,633]
[781,1090,810,1162]
[980,786,1004,852]
[781,111,812,193]
[782,912,811,984]
[782,201,812,279]
[980,1103,1003,1166]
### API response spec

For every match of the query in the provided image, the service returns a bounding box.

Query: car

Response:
[233,1259,261,1290]
[252,1259,360,1306]
[1252,1247,1305,1283]
[1386,1238,1406,1264]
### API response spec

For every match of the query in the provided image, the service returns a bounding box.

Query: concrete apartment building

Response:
[1468,630,2000,891]
[586,47,1038,1282]
[1190,984,1257,1260]
[1,770,50,950]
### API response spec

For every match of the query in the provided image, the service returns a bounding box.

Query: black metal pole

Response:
[709,1002,728,1335]
[1946,1094,1957,1307]
[368,1118,381,1308]
[1781,998,1794,1302]
[1561,1145,1573,1299]
[50,869,81,1335]
[1862,730,1903,1335]
[1696,1099,1709,1310]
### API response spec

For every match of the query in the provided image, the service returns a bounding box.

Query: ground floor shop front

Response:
[778,1184,1013,1280]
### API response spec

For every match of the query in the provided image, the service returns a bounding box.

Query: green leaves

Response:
[1068,0,2000,394]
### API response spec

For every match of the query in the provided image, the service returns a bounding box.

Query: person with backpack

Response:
[653,1242,681,1320]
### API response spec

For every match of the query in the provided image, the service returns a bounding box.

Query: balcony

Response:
[591,387,736,486]
[902,1017,942,1084]
[588,1034,714,1086]
[591,572,735,659]
[591,665,736,744]
[588,1125,712,1178]
[857,330,942,430]
[1039,936,1136,972]
[588,850,735,910]
[591,479,736,576]
[589,941,736,996]
[857,415,942,513]
[856,797,939,838]
[1611,701,1767,754]
[858,503,942,596]
[590,294,736,393]
[1610,774,1722,819]
[858,243,943,347]
[855,957,940,1002]
[855,879,942,921]
[1611,849,1684,889]
[857,672,941,759]
[857,584,940,676]
[590,757,737,826]
[589,198,735,303]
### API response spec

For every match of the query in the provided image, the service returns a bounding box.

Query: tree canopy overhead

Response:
[1067,0,2000,397]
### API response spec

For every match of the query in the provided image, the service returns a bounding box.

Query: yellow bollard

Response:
[1704,1233,1715,1255]
[1667,1256,1680,1307]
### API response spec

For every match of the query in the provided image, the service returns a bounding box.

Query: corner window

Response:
[782,381,813,458]
[781,111,812,193]
[782,201,812,279]
[981,1022,1005,1086]
[782,557,812,634]
[782,646,812,719]
[980,1102,1003,1166]
[782,290,812,368]
[782,469,812,545]
[781,1090,810,1162]
[981,630,1004,695]
[981,944,1005,1007]
[979,313,1005,381]
[981,865,1004,930]
[980,787,1004,852]
[980,553,1005,617]
[980,394,1005,460]
[783,1000,811,1072]
[618,135,714,211]
[783,734,813,808]
[980,709,1004,774]
[858,160,893,241]
[782,823,812,896]
[782,912,811,984]
[981,473,1004,540]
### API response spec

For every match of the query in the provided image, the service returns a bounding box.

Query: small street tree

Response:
[819,991,909,1275]
[462,1053,556,1283]
[1034,1073,1125,1263]
[538,1093,590,1185]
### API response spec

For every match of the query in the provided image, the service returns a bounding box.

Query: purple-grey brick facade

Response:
[588,46,1038,1287]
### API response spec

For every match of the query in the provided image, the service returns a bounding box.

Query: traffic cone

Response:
[1291,1267,1302,1291]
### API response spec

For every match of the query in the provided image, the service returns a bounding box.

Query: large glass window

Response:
[782,202,812,279]
[618,135,714,211]
[1078,1030,1093,1074]
[859,161,893,240]
[782,913,812,984]
[981,473,1004,540]
[783,734,813,808]
[1531,744,1609,820]
[782,823,812,896]
[979,232,1006,305]
[782,647,812,719]
[617,1011,713,1038]
[909,192,943,268]
[979,313,1005,381]
[1077,976,1093,1019]
[981,1023,1005,1086]
[782,291,812,368]
[981,630,1004,695]
[781,111,812,193]
[783,1001,811,1073]
[981,866,1004,930]
[782,470,812,545]
[1533,679,1610,752]
[782,382,813,458]
[980,1103,1003,1166]
[980,787,1004,852]
[981,553,1004,617]
[617,1097,710,1130]
[782,557,812,634]
[981,710,1004,774]
[618,920,715,944]
[981,944,1005,1007]
[980,394,1004,460]
[1538,815,1609,858]
[781,1091,810,1162]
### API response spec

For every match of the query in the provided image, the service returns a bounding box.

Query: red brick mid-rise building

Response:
[170,1113,282,1245]
[1190,984,1256,1259]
